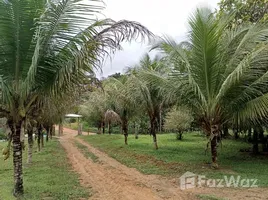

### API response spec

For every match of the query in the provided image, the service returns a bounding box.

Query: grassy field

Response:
[0,139,90,200]
[80,132,268,187]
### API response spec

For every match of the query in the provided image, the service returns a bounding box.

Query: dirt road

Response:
[60,128,268,200]
[60,128,196,200]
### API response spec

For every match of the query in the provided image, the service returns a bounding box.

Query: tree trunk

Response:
[211,135,217,164]
[210,125,220,168]
[122,118,128,145]
[150,118,158,149]
[108,122,111,135]
[37,125,41,152]
[134,122,138,139]
[102,121,105,134]
[27,129,33,164]
[248,127,252,142]
[49,125,53,140]
[253,127,259,155]
[59,123,63,136]
[223,124,229,138]
[41,129,44,148]
[177,131,183,140]
[46,128,49,142]
[11,121,24,196]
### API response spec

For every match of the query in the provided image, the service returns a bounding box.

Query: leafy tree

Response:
[217,0,268,27]
[164,107,193,140]
[154,8,268,167]
[0,0,151,195]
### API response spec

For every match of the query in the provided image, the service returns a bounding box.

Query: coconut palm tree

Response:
[80,89,108,134]
[0,0,152,195]
[153,8,268,167]
[104,76,138,144]
[127,54,169,149]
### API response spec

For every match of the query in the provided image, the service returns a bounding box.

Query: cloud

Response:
[96,0,219,78]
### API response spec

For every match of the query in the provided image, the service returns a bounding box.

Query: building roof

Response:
[65,114,82,118]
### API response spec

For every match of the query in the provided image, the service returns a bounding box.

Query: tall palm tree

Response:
[154,8,268,167]
[0,0,152,195]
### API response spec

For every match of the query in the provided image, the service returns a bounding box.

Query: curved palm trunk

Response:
[27,129,33,164]
[11,121,24,196]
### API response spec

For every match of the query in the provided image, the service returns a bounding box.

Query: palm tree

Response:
[80,89,108,134]
[154,8,268,167]
[128,54,169,149]
[0,0,152,195]
[104,76,137,144]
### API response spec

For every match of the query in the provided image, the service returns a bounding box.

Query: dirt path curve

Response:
[60,127,197,200]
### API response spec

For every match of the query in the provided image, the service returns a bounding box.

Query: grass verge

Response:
[79,133,268,187]
[74,141,99,163]
[0,139,90,200]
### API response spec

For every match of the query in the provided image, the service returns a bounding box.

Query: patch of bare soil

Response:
[60,128,268,200]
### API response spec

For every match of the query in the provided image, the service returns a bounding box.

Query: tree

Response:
[128,54,169,149]
[80,89,108,134]
[0,0,152,196]
[164,107,193,140]
[104,76,137,144]
[154,8,268,167]
[217,0,268,27]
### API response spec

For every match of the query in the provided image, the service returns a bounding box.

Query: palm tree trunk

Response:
[223,124,229,138]
[122,118,128,145]
[59,123,63,136]
[102,120,105,134]
[27,129,33,164]
[134,122,138,139]
[52,125,55,137]
[253,127,259,155]
[210,125,220,167]
[11,121,24,196]
[41,129,44,148]
[150,118,158,149]
[108,121,111,135]
[37,126,41,152]
[211,135,217,164]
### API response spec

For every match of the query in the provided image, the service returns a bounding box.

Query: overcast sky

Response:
[97,0,219,78]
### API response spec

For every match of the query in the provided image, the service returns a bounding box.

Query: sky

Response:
[97,0,219,78]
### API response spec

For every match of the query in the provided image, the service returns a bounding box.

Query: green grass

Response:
[0,140,90,200]
[197,194,226,200]
[74,141,99,162]
[79,132,268,187]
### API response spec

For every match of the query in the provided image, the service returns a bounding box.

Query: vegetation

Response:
[79,133,268,186]
[0,0,151,196]
[0,0,268,198]
[0,140,90,200]
[164,107,193,140]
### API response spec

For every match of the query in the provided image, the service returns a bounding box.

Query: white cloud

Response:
[96,0,219,78]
